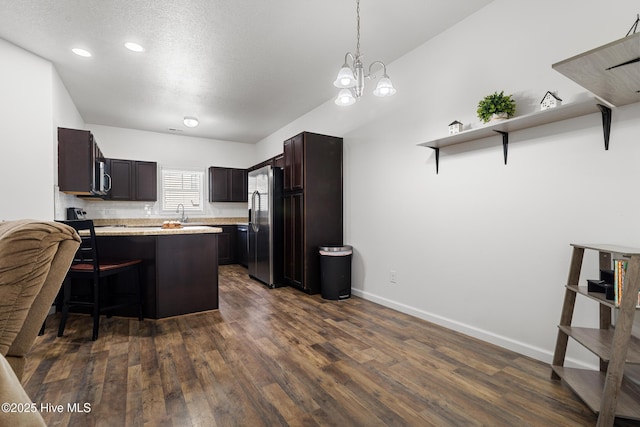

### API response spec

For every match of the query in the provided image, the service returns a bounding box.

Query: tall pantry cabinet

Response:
[283,132,343,294]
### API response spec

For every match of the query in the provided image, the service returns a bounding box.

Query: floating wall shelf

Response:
[417,98,611,173]
[553,32,640,108]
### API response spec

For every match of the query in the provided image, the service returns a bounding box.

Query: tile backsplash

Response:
[55,189,247,221]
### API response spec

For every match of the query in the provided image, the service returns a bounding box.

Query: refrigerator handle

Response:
[251,191,260,232]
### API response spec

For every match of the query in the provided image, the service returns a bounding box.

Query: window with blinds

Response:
[161,169,204,212]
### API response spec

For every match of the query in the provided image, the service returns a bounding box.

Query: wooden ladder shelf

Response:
[551,244,640,426]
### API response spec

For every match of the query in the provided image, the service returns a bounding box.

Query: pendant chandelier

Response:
[333,0,396,106]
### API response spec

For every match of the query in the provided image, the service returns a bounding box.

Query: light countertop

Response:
[92,225,222,236]
[92,217,247,227]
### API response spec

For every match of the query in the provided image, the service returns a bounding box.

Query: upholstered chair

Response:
[0,220,80,378]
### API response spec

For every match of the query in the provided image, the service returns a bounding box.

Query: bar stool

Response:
[57,220,143,340]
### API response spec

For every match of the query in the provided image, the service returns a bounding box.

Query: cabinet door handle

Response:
[103,173,112,192]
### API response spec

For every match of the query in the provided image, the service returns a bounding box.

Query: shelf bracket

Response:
[429,147,440,174]
[597,104,612,150]
[494,130,509,165]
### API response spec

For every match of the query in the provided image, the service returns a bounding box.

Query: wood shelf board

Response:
[551,366,640,420]
[571,243,640,256]
[567,285,618,309]
[417,98,602,149]
[558,326,640,364]
[553,33,640,107]
[623,364,640,386]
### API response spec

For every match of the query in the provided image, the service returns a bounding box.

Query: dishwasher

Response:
[236,224,248,268]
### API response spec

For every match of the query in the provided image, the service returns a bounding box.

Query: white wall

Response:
[52,66,87,219]
[0,39,85,221]
[0,39,55,220]
[255,0,640,368]
[77,125,255,219]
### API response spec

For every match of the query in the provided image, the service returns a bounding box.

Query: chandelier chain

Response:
[356,0,361,58]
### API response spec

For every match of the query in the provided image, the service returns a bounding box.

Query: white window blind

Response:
[161,169,204,212]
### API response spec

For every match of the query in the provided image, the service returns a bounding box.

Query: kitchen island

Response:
[94,225,221,318]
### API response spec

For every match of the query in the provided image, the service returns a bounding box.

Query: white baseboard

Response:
[350,287,597,371]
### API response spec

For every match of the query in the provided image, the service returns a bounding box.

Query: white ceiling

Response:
[0,0,492,143]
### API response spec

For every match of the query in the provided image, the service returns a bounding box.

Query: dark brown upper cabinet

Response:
[248,153,285,172]
[58,127,107,196]
[106,159,133,200]
[273,153,285,169]
[134,161,158,201]
[209,167,247,203]
[105,159,157,201]
[283,133,303,191]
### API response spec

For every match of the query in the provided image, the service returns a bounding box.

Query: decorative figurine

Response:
[540,91,562,110]
[448,120,463,135]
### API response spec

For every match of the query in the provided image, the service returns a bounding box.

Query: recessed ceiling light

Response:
[183,116,199,128]
[124,42,144,52]
[72,48,92,57]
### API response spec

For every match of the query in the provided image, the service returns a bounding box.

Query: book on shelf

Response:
[613,258,640,308]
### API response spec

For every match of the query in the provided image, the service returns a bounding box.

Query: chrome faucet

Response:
[176,203,188,223]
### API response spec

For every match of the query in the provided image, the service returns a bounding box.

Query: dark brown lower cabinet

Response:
[97,233,218,318]
[283,193,304,289]
[236,225,248,268]
[217,225,237,265]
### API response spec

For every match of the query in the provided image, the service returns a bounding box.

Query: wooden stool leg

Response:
[57,278,71,337]
[92,278,100,341]
[106,275,115,319]
[137,266,143,321]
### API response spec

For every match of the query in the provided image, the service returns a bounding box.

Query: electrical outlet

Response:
[390,270,397,283]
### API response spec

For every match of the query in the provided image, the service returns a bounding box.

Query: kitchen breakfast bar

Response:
[93,225,221,319]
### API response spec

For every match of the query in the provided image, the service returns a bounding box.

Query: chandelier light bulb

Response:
[373,76,397,97]
[335,89,356,106]
[334,65,356,88]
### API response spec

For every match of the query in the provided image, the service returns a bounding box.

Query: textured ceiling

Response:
[0,0,493,143]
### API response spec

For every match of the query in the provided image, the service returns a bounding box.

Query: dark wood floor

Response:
[21,264,629,426]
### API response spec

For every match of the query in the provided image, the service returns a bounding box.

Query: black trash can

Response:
[319,245,353,300]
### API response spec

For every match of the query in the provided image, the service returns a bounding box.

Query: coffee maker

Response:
[66,207,87,220]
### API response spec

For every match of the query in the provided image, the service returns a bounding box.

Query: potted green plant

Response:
[477,91,516,123]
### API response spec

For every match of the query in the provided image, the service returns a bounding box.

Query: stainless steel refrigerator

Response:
[248,165,283,288]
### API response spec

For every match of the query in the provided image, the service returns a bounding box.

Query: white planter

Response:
[489,112,509,123]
